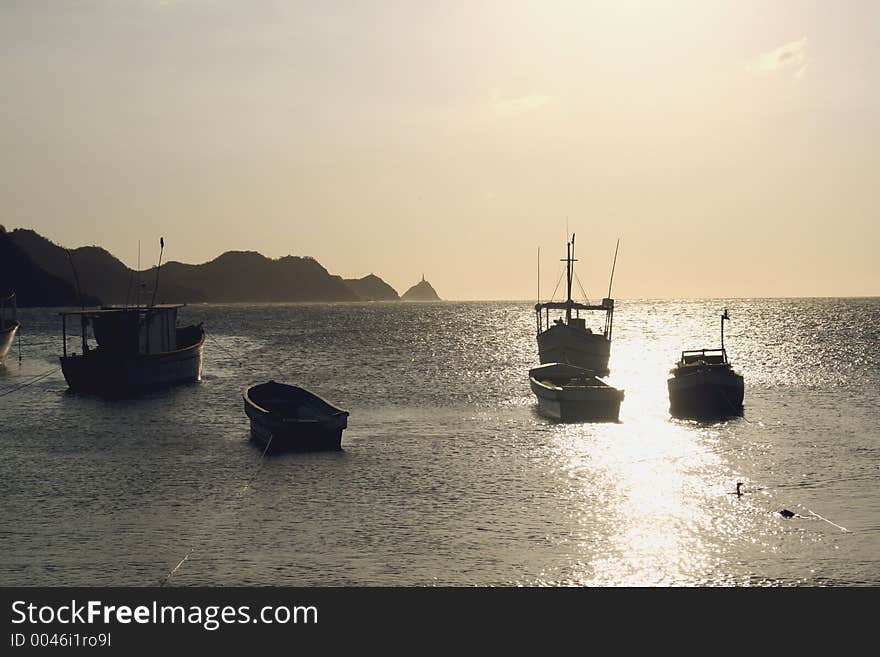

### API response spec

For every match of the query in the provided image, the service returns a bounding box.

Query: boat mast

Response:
[607,238,620,299]
[537,246,540,306]
[66,249,84,310]
[136,240,141,309]
[150,237,165,307]
[564,234,576,323]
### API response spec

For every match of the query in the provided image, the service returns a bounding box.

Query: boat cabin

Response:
[536,297,614,338]
[534,234,617,339]
[60,305,183,357]
[677,348,729,368]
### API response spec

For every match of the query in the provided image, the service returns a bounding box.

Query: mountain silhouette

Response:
[0,227,99,306]
[5,228,400,305]
[7,229,197,305]
[344,274,400,301]
[153,251,357,302]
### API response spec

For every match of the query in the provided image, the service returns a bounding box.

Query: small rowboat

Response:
[243,381,349,451]
[529,362,624,422]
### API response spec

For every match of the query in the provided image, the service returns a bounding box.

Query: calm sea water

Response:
[1,299,878,586]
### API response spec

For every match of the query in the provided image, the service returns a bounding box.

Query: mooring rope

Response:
[803,507,850,533]
[0,366,62,398]
[159,432,274,586]
[731,483,851,533]
[716,385,757,424]
[203,327,243,367]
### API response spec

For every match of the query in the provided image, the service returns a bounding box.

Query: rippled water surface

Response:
[1,299,878,586]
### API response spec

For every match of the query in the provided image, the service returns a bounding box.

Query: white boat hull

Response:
[530,376,623,422]
[0,322,19,367]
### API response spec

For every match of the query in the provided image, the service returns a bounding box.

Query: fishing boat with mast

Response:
[667,309,744,419]
[58,238,206,394]
[0,292,20,368]
[534,235,618,376]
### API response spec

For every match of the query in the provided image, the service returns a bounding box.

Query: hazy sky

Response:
[1,1,877,299]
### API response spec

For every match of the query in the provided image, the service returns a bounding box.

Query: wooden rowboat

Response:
[529,362,624,422]
[243,381,349,451]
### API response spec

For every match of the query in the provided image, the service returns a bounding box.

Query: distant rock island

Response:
[1,228,431,306]
[401,275,441,301]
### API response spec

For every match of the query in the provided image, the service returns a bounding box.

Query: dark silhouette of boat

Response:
[59,304,204,393]
[0,292,19,368]
[668,310,744,419]
[529,362,624,422]
[534,235,617,376]
[243,381,350,451]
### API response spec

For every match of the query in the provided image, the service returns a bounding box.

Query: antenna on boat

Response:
[66,249,84,310]
[721,308,729,354]
[564,234,576,322]
[150,237,165,307]
[606,238,620,299]
[537,246,540,304]
[136,240,141,309]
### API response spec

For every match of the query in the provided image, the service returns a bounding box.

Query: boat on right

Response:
[667,309,744,419]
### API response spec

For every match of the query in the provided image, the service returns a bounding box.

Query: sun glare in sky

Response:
[1,1,877,299]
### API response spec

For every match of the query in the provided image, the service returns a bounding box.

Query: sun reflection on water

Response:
[529,318,788,586]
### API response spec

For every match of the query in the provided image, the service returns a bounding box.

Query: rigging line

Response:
[572,270,590,304]
[549,268,565,303]
[0,366,61,398]
[160,432,275,586]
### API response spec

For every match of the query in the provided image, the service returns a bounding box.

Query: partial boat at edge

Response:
[0,292,20,368]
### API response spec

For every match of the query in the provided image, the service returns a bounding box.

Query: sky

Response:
[1,1,878,299]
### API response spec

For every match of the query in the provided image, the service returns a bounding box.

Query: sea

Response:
[1,299,878,587]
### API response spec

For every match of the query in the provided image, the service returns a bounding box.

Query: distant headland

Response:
[0,227,441,307]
